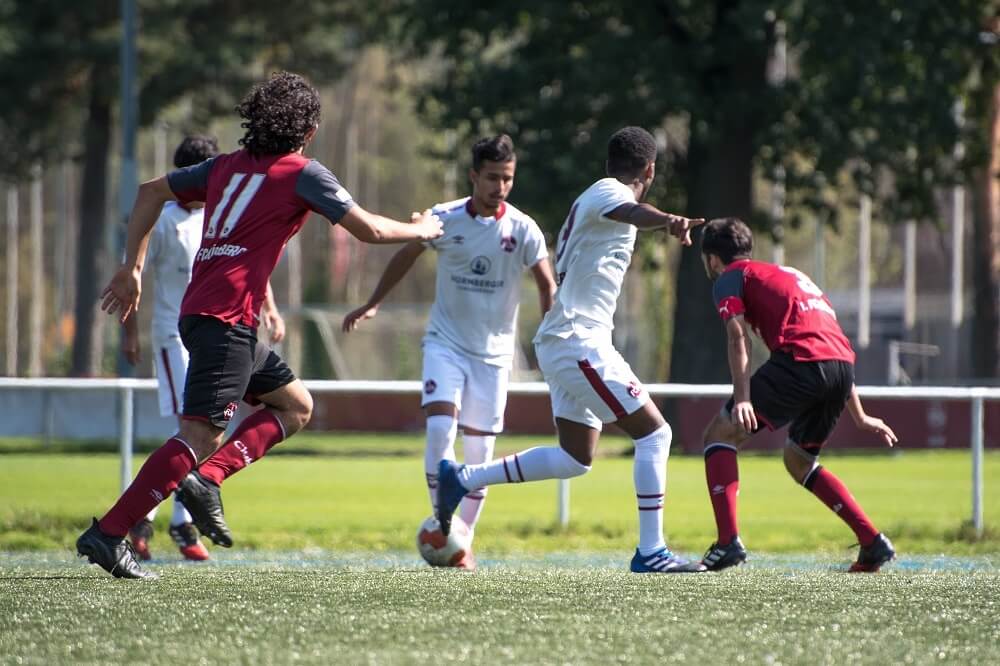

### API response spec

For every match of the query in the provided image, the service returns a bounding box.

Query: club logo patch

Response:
[224,401,239,421]
[470,256,492,275]
[424,379,437,395]
[500,235,517,253]
[627,381,643,398]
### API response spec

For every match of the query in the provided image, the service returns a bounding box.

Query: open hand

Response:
[731,399,758,433]
[411,209,443,241]
[101,266,142,323]
[262,308,286,343]
[858,415,898,448]
[342,303,379,333]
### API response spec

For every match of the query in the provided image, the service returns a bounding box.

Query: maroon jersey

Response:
[712,259,855,363]
[167,150,355,327]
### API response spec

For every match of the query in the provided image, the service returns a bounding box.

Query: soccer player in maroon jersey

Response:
[76,72,443,579]
[698,217,898,573]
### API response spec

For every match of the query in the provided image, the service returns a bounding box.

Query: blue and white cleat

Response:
[436,459,469,536]
[630,547,707,574]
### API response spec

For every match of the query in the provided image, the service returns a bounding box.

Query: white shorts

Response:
[534,333,649,431]
[421,341,509,433]
[153,337,188,418]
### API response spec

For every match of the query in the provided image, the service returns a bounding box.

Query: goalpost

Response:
[0,378,997,536]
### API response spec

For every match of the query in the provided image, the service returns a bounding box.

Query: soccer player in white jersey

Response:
[437,127,706,573]
[343,135,556,568]
[121,135,286,562]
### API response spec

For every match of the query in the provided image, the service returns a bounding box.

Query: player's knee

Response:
[702,413,739,447]
[282,391,313,436]
[558,447,592,476]
[782,445,813,484]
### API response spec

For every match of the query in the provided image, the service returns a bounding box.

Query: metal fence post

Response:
[557,478,570,527]
[119,384,134,492]
[971,394,984,538]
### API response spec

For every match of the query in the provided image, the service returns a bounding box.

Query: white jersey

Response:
[147,201,203,344]
[535,178,637,341]
[423,197,548,367]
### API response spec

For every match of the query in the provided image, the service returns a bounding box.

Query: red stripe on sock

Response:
[808,467,879,546]
[197,410,284,486]
[577,359,626,419]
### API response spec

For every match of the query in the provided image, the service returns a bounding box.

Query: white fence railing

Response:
[1,378,998,535]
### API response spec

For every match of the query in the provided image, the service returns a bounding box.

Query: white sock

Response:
[460,446,590,489]
[459,433,496,530]
[144,506,158,522]
[634,423,672,555]
[171,496,193,526]
[424,414,457,511]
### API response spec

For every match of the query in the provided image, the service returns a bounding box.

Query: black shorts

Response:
[179,315,296,429]
[724,351,854,455]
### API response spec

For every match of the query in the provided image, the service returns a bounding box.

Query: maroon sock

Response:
[98,437,196,537]
[705,444,740,544]
[804,466,879,546]
[197,410,285,486]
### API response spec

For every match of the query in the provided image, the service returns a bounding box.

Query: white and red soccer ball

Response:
[416,515,472,567]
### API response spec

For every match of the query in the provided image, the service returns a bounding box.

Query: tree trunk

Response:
[669,124,756,384]
[971,80,1000,380]
[70,87,111,376]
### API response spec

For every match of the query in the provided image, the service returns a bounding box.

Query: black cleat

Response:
[176,472,233,547]
[701,536,748,571]
[77,518,158,579]
[850,533,895,573]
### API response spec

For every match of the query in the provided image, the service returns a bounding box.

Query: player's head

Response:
[606,127,657,199]
[701,217,753,278]
[237,71,321,156]
[173,135,219,169]
[469,134,516,215]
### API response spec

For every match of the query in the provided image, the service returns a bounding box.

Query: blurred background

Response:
[0,0,996,391]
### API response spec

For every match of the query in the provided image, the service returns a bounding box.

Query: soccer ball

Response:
[416,515,472,567]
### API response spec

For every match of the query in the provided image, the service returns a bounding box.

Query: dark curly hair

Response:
[237,72,321,156]
[701,217,754,264]
[471,134,515,171]
[606,126,657,179]
[173,134,219,168]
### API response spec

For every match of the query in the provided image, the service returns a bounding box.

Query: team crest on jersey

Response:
[500,235,517,253]
[223,401,239,421]
[424,379,437,395]
[627,381,643,399]
[452,235,465,245]
[470,256,492,275]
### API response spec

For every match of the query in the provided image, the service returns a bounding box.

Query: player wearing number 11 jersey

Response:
[698,217,898,573]
[77,71,443,579]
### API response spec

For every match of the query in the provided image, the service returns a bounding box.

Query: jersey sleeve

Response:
[712,269,746,321]
[590,179,637,219]
[296,160,356,224]
[521,220,548,268]
[166,158,215,205]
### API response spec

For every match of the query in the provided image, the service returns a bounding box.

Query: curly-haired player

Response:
[697,217,898,573]
[77,72,443,579]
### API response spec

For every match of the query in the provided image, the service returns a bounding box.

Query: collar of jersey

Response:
[465,199,507,223]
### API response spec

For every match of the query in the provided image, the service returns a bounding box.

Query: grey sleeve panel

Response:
[712,268,744,306]
[166,158,215,200]
[296,160,356,224]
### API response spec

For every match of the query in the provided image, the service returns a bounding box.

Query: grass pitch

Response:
[2,553,999,664]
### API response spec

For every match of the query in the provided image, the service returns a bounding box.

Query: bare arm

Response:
[726,315,757,432]
[338,206,443,244]
[260,281,286,343]
[121,312,141,365]
[342,241,426,332]
[846,384,898,447]
[100,177,176,321]
[606,202,705,245]
[530,258,556,315]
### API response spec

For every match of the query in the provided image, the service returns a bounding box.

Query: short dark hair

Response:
[606,126,657,178]
[701,217,754,264]
[173,135,219,169]
[237,71,321,156]
[471,134,515,171]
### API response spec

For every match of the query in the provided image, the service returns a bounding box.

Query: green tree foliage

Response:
[392,0,996,382]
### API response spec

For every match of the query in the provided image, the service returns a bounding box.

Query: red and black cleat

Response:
[849,533,896,573]
[128,518,154,561]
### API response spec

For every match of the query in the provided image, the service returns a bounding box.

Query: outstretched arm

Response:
[339,206,443,244]
[342,241,426,332]
[845,385,898,447]
[726,315,756,432]
[606,203,705,245]
[101,177,176,321]
[530,259,556,315]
